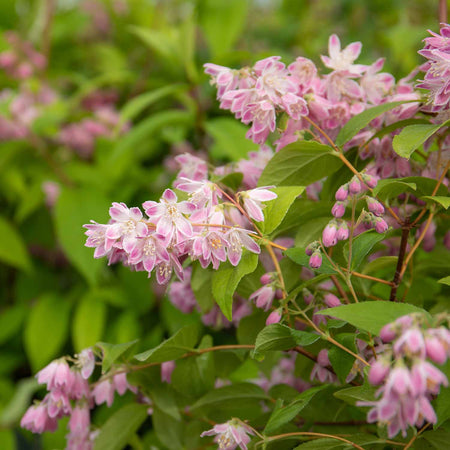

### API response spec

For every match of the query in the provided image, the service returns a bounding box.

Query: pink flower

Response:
[36,359,73,392]
[76,348,95,379]
[21,403,58,434]
[225,228,260,266]
[250,285,276,311]
[335,184,349,201]
[190,230,228,269]
[336,221,349,241]
[311,349,337,384]
[68,404,90,434]
[321,34,364,74]
[161,361,176,383]
[309,251,322,269]
[201,420,254,450]
[323,293,341,308]
[266,309,282,325]
[241,187,277,222]
[331,201,346,218]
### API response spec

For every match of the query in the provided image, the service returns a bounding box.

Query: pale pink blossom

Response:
[201,420,254,450]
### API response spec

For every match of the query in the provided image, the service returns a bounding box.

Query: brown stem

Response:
[439,0,448,23]
[389,219,411,301]
[404,423,430,450]
[341,268,394,286]
[330,275,350,304]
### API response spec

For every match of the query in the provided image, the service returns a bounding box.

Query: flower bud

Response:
[303,289,314,304]
[368,360,390,385]
[380,324,397,342]
[266,309,282,325]
[335,184,349,201]
[260,273,272,285]
[336,221,349,241]
[362,173,378,189]
[349,177,362,195]
[366,197,385,216]
[309,251,322,269]
[322,222,338,247]
[324,293,341,308]
[425,336,447,365]
[375,217,388,233]
[331,201,346,218]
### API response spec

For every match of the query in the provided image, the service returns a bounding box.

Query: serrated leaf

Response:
[72,292,107,352]
[393,120,450,159]
[254,324,320,353]
[319,301,429,335]
[265,385,326,434]
[24,294,72,371]
[97,340,139,373]
[0,216,32,271]
[344,230,387,270]
[212,252,258,320]
[336,101,411,147]
[258,141,341,187]
[262,186,305,235]
[134,324,199,363]
[94,404,148,450]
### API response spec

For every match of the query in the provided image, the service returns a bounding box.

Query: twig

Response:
[439,0,448,23]
[404,423,430,450]
[389,220,411,301]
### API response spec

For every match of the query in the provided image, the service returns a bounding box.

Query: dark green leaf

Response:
[191,262,214,312]
[433,385,450,428]
[334,384,377,405]
[262,186,305,235]
[336,101,411,147]
[328,333,356,383]
[421,429,450,450]
[134,324,199,363]
[152,407,183,450]
[94,404,148,450]
[258,141,341,187]
[393,120,450,159]
[212,252,258,320]
[344,230,387,270]
[0,216,32,271]
[320,301,429,335]
[265,386,326,434]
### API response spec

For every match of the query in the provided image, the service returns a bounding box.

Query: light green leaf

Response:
[421,195,450,209]
[24,294,72,371]
[262,186,305,235]
[254,324,320,353]
[438,276,450,286]
[199,0,248,57]
[334,384,377,406]
[371,179,417,201]
[336,101,411,147]
[54,188,110,286]
[0,216,32,271]
[205,117,258,161]
[392,120,450,159]
[96,340,139,374]
[319,301,429,335]
[72,292,107,352]
[94,404,148,450]
[344,230,387,270]
[134,324,199,363]
[0,305,26,345]
[258,141,341,187]
[265,386,326,434]
[212,252,258,320]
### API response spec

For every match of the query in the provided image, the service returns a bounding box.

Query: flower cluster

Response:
[84,159,277,284]
[360,313,450,438]
[21,349,136,449]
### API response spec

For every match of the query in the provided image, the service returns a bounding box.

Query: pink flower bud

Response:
[375,217,388,233]
[266,309,282,325]
[362,174,378,188]
[309,251,322,269]
[161,361,176,383]
[331,201,346,218]
[336,221,349,241]
[366,197,385,216]
[349,178,362,195]
[380,324,396,342]
[317,349,330,367]
[335,185,349,201]
[305,242,317,256]
[324,293,341,308]
[303,289,314,304]
[322,222,338,247]
[260,273,272,285]
[425,336,447,365]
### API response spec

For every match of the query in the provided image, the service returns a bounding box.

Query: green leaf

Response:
[421,195,450,209]
[319,301,429,335]
[150,384,181,421]
[191,262,214,312]
[94,404,148,450]
[152,407,183,450]
[433,385,450,428]
[191,382,268,412]
[0,305,26,345]
[334,384,377,405]
[393,120,450,159]
[328,333,356,383]
[438,276,450,286]
[199,0,248,57]
[258,141,341,187]
[372,179,417,201]
[335,101,411,147]
[262,186,305,235]
[421,429,450,450]
[54,188,111,286]
[24,294,72,371]
[285,247,337,275]
[212,252,258,320]
[96,340,139,374]
[119,84,188,125]
[72,292,107,352]
[212,172,244,191]
[254,324,320,353]
[134,324,199,363]
[0,216,32,271]
[265,385,326,434]
[205,117,258,161]
[344,230,387,270]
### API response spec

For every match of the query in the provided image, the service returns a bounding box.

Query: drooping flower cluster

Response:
[21,349,136,449]
[84,157,277,284]
[359,313,450,438]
